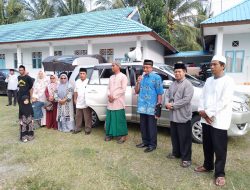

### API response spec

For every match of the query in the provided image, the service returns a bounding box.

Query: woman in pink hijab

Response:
[45,74,58,129]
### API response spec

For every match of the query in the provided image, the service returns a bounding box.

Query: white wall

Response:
[0,39,165,77]
[223,33,250,83]
[144,40,165,63]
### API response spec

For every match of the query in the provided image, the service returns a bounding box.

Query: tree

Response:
[55,0,87,16]
[22,0,55,20]
[140,0,167,38]
[0,0,26,25]
[111,0,167,38]
[95,0,113,10]
[164,0,203,51]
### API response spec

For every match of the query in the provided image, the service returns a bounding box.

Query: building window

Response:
[32,52,42,69]
[100,48,114,62]
[14,53,23,68]
[0,54,5,69]
[225,50,244,73]
[74,50,87,55]
[54,51,62,56]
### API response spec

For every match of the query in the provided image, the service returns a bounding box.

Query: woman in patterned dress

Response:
[32,70,48,127]
[54,73,75,132]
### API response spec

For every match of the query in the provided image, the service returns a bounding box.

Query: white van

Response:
[84,62,250,143]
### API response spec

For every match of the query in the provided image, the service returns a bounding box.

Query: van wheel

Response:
[91,110,99,128]
[191,115,203,144]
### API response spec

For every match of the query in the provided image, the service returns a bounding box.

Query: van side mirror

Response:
[163,80,173,88]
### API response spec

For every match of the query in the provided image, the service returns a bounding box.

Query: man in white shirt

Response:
[5,69,18,106]
[73,68,92,135]
[195,55,235,187]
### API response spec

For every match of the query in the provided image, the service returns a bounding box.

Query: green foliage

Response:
[0,0,26,25]
[112,0,167,40]
[95,0,113,10]
[169,23,201,51]
[139,0,167,39]
[22,0,55,20]
[55,0,86,16]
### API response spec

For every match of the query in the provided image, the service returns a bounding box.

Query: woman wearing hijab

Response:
[45,74,58,129]
[54,73,75,132]
[32,70,48,127]
[19,95,34,142]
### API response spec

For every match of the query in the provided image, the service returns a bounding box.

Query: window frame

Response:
[225,50,244,73]
[32,52,42,69]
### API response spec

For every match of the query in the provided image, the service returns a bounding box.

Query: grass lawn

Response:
[0,96,249,190]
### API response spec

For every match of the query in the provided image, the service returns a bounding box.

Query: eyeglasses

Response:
[60,78,66,79]
[50,77,55,79]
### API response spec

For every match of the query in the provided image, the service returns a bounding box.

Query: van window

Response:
[99,68,127,85]
[89,69,100,85]
[75,68,93,81]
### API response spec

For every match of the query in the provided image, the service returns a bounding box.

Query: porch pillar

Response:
[87,40,93,55]
[136,36,142,48]
[215,27,224,55]
[17,45,22,66]
[49,42,54,56]
[136,36,143,60]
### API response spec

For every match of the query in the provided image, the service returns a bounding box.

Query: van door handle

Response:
[88,90,97,93]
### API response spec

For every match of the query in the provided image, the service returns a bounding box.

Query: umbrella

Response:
[42,55,78,72]
[42,55,107,72]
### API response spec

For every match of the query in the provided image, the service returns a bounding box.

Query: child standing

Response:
[32,95,45,129]
[19,95,34,142]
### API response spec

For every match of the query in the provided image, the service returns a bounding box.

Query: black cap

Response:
[143,59,153,66]
[79,68,87,73]
[174,63,187,71]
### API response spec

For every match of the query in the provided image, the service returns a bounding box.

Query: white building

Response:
[0,7,177,77]
[201,0,250,85]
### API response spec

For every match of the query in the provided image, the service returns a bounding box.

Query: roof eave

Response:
[201,20,250,28]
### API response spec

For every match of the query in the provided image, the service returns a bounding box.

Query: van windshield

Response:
[160,65,204,87]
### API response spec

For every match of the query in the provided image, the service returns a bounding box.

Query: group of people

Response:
[6,54,234,187]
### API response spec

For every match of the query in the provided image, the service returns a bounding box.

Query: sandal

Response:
[104,136,112,141]
[181,161,191,168]
[117,136,127,144]
[215,177,226,186]
[194,166,212,172]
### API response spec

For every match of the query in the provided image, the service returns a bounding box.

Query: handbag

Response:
[45,101,53,111]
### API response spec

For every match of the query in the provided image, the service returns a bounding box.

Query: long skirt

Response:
[46,102,58,129]
[58,117,75,132]
[20,115,34,141]
[105,109,128,137]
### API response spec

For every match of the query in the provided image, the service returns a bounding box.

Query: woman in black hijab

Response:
[19,95,34,142]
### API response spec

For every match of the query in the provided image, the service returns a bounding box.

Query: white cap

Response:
[212,55,226,64]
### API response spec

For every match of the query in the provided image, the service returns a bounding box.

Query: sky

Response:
[210,0,244,16]
[85,0,245,16]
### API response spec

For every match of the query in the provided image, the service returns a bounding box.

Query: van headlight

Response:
[232,101,249,112]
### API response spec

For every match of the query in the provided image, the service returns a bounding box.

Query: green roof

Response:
[201,0,250,24]
[0,7,152,43]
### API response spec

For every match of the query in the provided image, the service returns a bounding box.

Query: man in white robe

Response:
[195,55,235,187]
